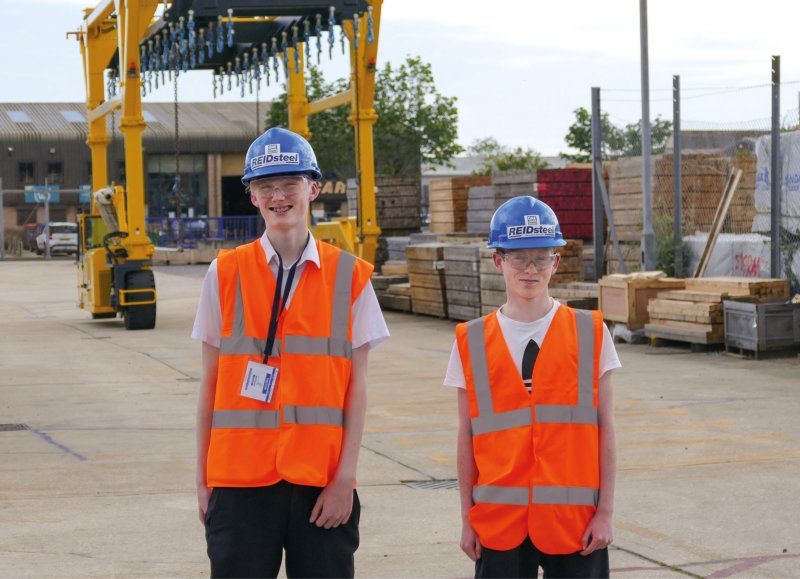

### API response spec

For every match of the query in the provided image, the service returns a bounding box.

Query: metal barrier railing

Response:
[146,216,264,247]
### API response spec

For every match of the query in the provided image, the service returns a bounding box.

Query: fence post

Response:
[0,177,4,261]
[673,75,682,277]
[44,191,51,260]
[770,55,781,278]
[591,86,605,281]
[639,0,655,271]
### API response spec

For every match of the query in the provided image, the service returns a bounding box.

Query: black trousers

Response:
[475,537,609,579]
[205,481,360,578]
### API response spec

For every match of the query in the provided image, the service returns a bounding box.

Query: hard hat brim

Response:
[488,237,567,250]
[242,169,322,186]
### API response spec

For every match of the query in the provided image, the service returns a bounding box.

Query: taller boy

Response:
[445,196,620,578]
[194,128,388,578]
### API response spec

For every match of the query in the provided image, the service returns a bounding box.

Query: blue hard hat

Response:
[488,196,567,249]
[242,127,322,185]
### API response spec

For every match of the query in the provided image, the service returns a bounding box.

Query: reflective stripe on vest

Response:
[219,252,356,359]
[211,405,343,428]
[472,485,599,507]
[466,308,598,435]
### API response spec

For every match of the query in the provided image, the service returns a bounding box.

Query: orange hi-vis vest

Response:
[206,238,373,488]
[456,306,603,554]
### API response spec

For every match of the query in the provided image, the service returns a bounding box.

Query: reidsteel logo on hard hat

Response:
[507,214,555,238]
[250,143,300,169]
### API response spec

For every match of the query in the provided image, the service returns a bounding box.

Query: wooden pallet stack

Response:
[536,169,593,239]
[550,282,599,310]
[429,177,491,233]
[553,239,584,284]
[443,244,482,321]
[406,243,448,318]
[374,176,422,235]
[467,171,537,234]
[599,271,685,330]
[479,247,505,315]
[603,152,758,273]
[373,272,411,313]
[644,277,790,346]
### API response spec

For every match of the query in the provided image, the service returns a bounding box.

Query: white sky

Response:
[1,0,799,155]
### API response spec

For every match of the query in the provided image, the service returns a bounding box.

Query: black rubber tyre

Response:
[123,269,157,330]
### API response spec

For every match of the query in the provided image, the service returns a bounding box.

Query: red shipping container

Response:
[537,181,592,196]
[540,195,593,211]
[537,168,592,183]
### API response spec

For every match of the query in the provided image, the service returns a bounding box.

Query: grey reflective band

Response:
[330,252,356,341]
[471,408,532,435]
[466,318,493,416]
[284,336,352,358]
[536,405,598,425]
[283,405,343,426]
[466,311,599,435]
[212,409,280,429]
[473,485,529,506]
[574,309,595,407]
[219,250,357,359]
[533,485,599,507]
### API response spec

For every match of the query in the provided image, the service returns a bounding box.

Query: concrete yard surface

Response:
[1,260,799,577]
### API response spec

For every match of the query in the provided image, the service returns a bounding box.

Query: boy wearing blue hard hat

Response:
[444,196,620,578]
[193,127,389,578]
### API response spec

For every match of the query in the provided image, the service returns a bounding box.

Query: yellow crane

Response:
[73,0,382,330]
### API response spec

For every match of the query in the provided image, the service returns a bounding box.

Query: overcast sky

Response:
[1,0,799,155]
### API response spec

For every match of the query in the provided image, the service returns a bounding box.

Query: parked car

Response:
[36,222,78,255]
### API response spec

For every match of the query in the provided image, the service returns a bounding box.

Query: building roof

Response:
[0,102,263,144]
[423,154,568,178]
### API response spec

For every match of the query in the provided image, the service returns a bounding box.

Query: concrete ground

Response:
[1,260,799,577]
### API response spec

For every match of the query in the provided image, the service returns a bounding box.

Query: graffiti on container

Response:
[734,253,761,277]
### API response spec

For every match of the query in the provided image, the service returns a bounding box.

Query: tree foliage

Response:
[468,137,549,176]
[266,56,463,177]
[562,107,673,162]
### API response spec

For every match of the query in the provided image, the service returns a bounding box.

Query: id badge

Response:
[240,361,279,403]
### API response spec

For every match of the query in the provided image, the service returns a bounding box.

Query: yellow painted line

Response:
[615,519,725,561]
[616,419,732,433]
[619,452,800,471]
[621,432,790,447]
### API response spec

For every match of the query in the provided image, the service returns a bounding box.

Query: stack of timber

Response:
[375,176,422,235]
[652,154,757,236]
[467,171,537,234]
[644,277,789,346]
[645,291,725,345]
[603,153,758,273]
[598,271,685,330]
[406,243,448,318]
[380,260,408,276]
[444,243,482,321]
[377,282,413,313]
[429,177,491,233]
[536,169,593,239]
[553,239,584,284]
[385,236,411,261]
[550,282,598,310]
[479,247,506,315]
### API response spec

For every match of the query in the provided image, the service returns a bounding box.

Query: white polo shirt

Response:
[192,231,390,351]
[444,299,621,389]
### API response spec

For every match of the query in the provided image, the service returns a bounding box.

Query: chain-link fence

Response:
[596,80,800,291]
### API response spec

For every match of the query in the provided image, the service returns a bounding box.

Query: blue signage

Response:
[24,185,60,204]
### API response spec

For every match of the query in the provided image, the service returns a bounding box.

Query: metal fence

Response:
[146,216,264,248]
[591,62,800,292]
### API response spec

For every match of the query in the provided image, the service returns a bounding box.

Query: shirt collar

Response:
[260,229,320,269]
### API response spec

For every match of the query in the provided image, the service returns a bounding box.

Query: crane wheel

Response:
[123,270,157,330]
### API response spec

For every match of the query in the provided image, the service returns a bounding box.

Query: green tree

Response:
[562,106,673,161]
[468,137,549,176]
[266,56,463,177]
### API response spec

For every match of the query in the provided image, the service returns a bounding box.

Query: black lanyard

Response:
[262,243,304,364]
